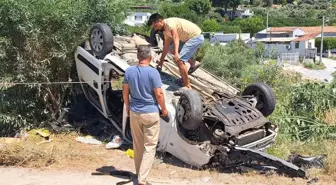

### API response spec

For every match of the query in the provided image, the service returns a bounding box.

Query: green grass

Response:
[267,134,336,180]
[303,62,326,70]
[329,56,336,60]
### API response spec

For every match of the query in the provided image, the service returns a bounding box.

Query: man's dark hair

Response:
[147,13,164,26]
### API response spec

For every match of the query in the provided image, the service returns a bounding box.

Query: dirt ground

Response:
[1,134,335,185]
[0,166,316,185]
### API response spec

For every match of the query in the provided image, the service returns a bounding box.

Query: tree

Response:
[212,0,231,12]
[230,0,241,16]
[233,16,264,36]
[206,10,224,23]
[0,0,130,136]
[263,0,273,7]
[185,0,211,15]
[202,19,222,32]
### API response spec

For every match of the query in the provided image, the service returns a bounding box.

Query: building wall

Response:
[209,33,250,44]
[264,43,292,57]
[306,39,315,49]
[263,41,310,57]
[123,12,151,26]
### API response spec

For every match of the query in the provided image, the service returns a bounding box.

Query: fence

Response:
[279,52,300,65]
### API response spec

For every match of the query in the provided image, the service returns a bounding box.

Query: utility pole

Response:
[266,11,269,31]
[319,16,325,64]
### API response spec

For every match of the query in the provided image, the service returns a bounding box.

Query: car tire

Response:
[89,23,114,59]
[241,82,276,117]
[176,89,203,130]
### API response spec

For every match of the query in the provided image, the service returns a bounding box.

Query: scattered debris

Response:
[125,149,134,158]
[201,177,211,183]
[75,136,103,145]
[106,135,123,149]
[170,170,176,175]
[307,177,319,184]
[288,153,327,169]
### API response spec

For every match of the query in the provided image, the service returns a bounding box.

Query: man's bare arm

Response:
[159,34,172,63]
[154,87,167,115]
[122,83,130,115]
[171,28,180,56]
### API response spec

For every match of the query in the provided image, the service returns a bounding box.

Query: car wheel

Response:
[176,89,203,130]
[89,23,114,59]
[241,82,276,117]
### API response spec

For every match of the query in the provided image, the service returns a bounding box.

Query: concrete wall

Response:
[263,40,312,57]
[264,43,292,57]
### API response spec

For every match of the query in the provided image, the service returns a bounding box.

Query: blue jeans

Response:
[169,34,204,63]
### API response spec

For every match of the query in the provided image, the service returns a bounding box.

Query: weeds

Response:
[0,132,106,168]
[303,62,326,70]
[268,136,336,181]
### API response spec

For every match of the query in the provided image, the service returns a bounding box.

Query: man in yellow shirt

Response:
[148,13,204,89]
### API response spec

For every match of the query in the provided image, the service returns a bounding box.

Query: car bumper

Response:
[240,125,279,152]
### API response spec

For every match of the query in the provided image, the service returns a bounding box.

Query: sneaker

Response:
[105,135,123,149]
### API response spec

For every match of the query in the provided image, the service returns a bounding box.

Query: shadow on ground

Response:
[92,166,138,185]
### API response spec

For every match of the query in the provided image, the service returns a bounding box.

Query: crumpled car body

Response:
[73,24,307,177]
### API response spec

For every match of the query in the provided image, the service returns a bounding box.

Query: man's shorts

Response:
[169,34,204,63]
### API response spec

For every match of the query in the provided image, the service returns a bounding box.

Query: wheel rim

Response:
[177,95,192,128]
[251,90,264,110]
[91,28,104,52]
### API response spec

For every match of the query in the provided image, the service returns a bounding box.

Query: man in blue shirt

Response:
[122,45,168,185]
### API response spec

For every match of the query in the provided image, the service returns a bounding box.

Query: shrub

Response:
[0,0,130,136]
[316,38,336,52]
[158,3,203,25]
[205,10,224,23]
[185,0,211,15]
[221,25,241,33]
[273,82,336,141]
[232,16,264,36]
[201,41,258,85]
[201,19,222,32]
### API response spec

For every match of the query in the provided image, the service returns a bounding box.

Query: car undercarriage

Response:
[73,23,312,179]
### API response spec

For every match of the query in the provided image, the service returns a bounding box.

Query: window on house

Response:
[295,42,299,49]
[308,42,312,48]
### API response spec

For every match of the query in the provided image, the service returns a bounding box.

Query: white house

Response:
[253,26,336,58]
[123,12,151,27]
[224,9,254,19]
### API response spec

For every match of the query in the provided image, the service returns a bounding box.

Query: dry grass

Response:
[323,108,336,126]
[268,136,336,181]
[1,130,336,184]
[0,132,120,170]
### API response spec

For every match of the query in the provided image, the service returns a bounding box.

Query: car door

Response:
[75,46,108,117]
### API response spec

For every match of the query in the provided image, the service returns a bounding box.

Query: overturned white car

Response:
[74,23,306,178]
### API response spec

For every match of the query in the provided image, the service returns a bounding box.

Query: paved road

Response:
[283,58,336,82]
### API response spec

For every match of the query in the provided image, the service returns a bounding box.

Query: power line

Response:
[0,81,112,86]
[0,79,173,86]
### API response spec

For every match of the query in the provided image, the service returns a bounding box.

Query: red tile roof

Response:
[294,33,320,41]
[268,26,336,34]
[268,27,298,32]
[299,26,336,34]
[268,26,336,42]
